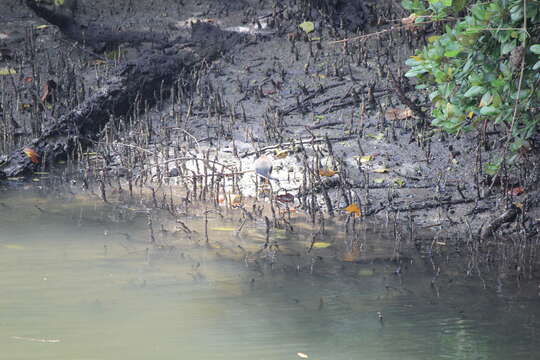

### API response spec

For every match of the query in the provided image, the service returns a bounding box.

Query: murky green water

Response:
[1,188,539,360]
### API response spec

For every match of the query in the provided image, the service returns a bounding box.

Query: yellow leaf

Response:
[344,203,361,217]
[319,169,337,177]
[393,178,405,187]
[513,202,524,209]
[4,244,24,250]
[0,67,16,76]
[359,155,373,163]
[367,133,384,140]
[373,178,385,184]
[297,352,309,359]
[312,242,331,249]
[468,111,474,119]
[274,149,289,158]
[35,24,49,29]
[427,35,441,43]
[299,21,315,33]
[358,269,375,276]
[211,227,237,231]
[372,168,388,173]
[410,55,423,61]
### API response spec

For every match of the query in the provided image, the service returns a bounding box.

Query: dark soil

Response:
[1,0,539,281]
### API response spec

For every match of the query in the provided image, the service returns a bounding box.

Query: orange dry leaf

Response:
[342,247,361,262]
[23,148,39,164]
[344,203,361,217]
[508,187,524,196]
[231,194,242,207]
[91,59,107,65]
[279,207,297,215]
[319,169,337,177]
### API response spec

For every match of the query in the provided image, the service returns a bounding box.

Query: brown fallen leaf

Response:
[401,13,419,31]
[385,107,414,121]
[274,149,289,159]
[342,246,361,262]
[508,186,524,196]
[276,193,294,203]
[401,13,417,25]
[40,80,57,104]
[319,169,337,177]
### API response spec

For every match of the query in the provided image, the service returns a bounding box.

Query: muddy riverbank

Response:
[1,0,540,281]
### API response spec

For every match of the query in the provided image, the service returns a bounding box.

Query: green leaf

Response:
[533,61,540,70]
[401,0,414,11]
[484,161,501,176]
[501,41,516,55]
[463,86,485,98]
[510,6,523,22]
[510,89,531,100]
[299,21,315,33]
[479,106,500,116]
[444,48,461,57]
[429,90,440,101]
[530,44,540,55]
[405,67,428,77]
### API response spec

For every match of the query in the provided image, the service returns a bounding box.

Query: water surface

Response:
[1,189,539,360]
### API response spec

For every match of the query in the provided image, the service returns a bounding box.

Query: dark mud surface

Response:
[1,0,540,282]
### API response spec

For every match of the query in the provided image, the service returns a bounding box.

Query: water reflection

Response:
[1,189,539,360]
